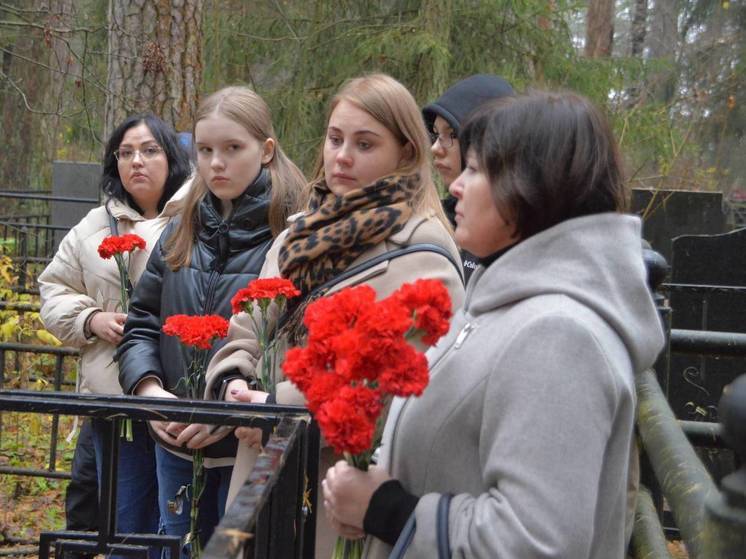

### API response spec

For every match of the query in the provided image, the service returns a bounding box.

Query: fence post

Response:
[703,374,746,558]
[641,245,671,525]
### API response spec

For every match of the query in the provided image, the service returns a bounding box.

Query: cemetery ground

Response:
[0,413,73,552]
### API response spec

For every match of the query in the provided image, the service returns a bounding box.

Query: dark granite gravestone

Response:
[51,161,101,248]
[632,189,727,263]
[667,228,746,480]
[668,228,746,418]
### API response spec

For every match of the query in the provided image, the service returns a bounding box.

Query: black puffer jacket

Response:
[117,169,274,456]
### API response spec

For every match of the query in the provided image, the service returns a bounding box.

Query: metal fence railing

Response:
[0,342,78,480]
[630,250,746,559]
[0,391,319,558]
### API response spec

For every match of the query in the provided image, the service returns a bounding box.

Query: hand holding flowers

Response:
[97,233,146,439]
[161,313,229,559]
[230,277,300,393]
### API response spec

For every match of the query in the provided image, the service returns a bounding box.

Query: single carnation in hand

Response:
[162,314,229,350]
[231,278,300,314]
[98,234,146,259]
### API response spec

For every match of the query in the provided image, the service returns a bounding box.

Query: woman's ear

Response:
[261,138,276,165]
[399,142,415,165]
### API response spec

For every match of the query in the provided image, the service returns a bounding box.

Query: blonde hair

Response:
[166,86,306,270]
[309,74,451,231]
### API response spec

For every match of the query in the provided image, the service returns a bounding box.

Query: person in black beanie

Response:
[423,74,514,282]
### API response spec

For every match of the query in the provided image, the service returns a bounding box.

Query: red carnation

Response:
[230,277,300,392]
[303,284,377,342]
[377,342,430,397]
[316,396,376,456]
[98,234,146,259]
[393,279,452,345]
[162,314,229,350]
[231,278,300,314]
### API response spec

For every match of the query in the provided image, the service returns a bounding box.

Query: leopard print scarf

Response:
[278,173,419,297]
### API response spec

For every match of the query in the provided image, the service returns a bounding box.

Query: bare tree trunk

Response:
[629,0,648,57]
[41,0,77,174]
[105,0,203,139]
[585,0,615,58]
[647,0,678,103]
[0,0,48,189]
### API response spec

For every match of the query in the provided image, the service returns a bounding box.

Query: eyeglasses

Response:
[429,130,458,149]
[114,145,163,163]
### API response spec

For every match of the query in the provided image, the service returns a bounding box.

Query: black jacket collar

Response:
[197,167,273,253]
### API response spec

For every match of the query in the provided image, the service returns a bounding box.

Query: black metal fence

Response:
[0,391,319,559]
[0,342,78,480]
[630,248,746,558]
[0,191,98,294]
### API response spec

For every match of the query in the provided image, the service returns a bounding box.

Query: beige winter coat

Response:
[204,211,465,557]
[38,186,188,395]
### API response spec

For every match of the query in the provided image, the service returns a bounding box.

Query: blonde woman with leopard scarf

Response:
[204,73,465,557]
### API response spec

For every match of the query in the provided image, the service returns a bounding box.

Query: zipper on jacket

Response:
[453,322,475,349]
[387,320,476,469]
[203,218,232,315]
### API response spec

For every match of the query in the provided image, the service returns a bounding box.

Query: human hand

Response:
[228,383,269,404]
[134,378,180,442]
[89,312,127,344]
[226,384,270,448]
[235,426,263,449]
[173,422,233,449]
[322,461,392,531]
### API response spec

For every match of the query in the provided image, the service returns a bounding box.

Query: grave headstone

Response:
[667,227,746,481]
[51,161,101,248]
[632,189,727,263]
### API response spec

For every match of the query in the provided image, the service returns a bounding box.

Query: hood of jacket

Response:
[197,167,273,266]
[106,176,193,223]
[466,213,663,374]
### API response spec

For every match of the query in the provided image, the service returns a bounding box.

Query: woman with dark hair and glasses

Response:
[39,113,192,557]
[423,74,514,282]
[323,91,665,559]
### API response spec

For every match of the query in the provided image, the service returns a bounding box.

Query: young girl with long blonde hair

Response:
[116,86,305,557]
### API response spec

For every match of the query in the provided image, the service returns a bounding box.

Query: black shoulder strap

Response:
[277,243,463,332]
[105,201,134,299]
[309,243,463,298]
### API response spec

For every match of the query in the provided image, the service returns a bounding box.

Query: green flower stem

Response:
[332,535,363,559]
[190,447,204,558]
[187,350,208,559]
[115,253,133,441]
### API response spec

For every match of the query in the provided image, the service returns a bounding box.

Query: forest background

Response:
[0,0,743,198]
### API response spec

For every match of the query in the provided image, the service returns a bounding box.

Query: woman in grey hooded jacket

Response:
[322,91,665,559]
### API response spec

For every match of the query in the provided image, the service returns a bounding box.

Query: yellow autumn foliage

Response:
[36,329,62,346]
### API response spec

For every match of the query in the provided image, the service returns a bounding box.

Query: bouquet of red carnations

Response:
[281,279,452,559]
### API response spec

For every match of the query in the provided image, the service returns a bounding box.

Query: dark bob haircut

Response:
[100,113,192,214]
[460,90,627,241]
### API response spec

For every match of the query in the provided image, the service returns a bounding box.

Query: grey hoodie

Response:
[365,213,664,558]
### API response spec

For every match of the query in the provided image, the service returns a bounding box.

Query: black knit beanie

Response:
[422,74,515,135]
